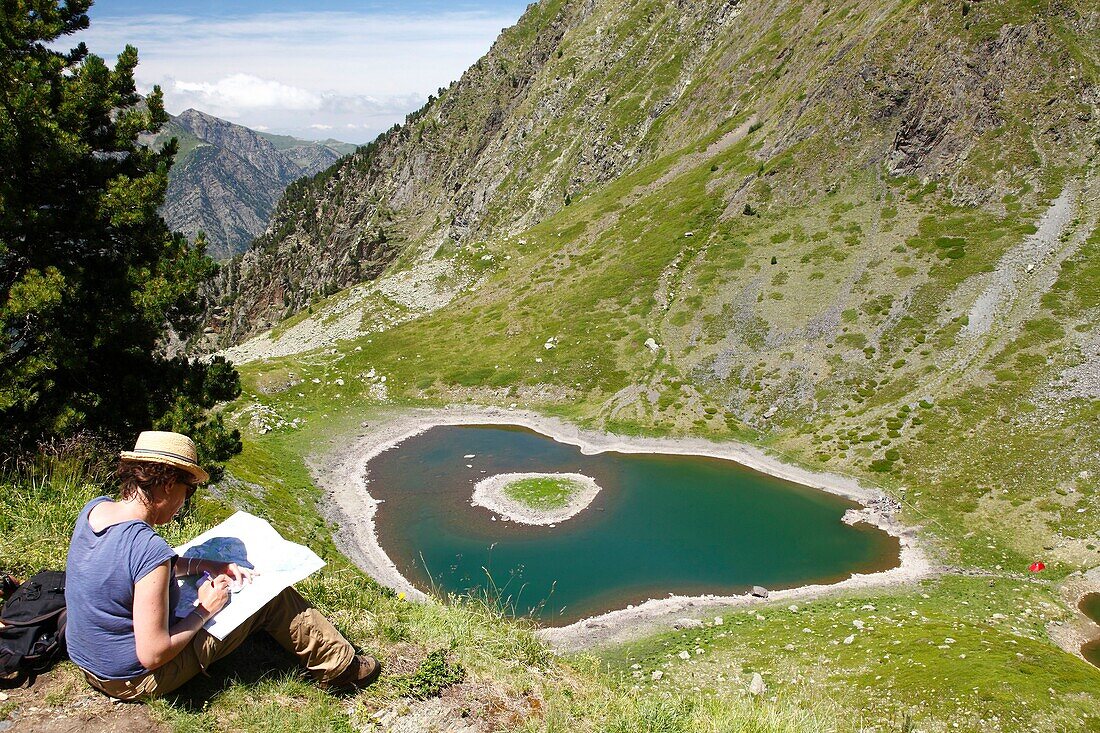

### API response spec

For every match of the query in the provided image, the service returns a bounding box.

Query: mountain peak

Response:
[156,109,352,259]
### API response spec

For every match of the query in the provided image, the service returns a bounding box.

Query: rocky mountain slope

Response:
[155,109,356,259]
[210,0,1100,566]
[204,0,1097,342]
[189,1,1100,729]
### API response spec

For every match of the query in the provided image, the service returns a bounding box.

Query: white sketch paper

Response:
[173,511,325,640]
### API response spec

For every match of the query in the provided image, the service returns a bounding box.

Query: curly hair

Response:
[117,460,195,502]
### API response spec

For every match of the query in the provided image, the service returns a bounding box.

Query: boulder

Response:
[644,337,660,353]
[842,509,866,525]
[673,618,704,630]
[751,586,769,598]
[749,672,766,695]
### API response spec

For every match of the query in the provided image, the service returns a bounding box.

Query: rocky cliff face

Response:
[205,0,1097,344]
[157,109,354,259]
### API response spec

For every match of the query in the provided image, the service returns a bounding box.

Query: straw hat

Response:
[120,431,209,484]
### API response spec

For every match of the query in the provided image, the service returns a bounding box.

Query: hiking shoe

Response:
[325,655,381,691]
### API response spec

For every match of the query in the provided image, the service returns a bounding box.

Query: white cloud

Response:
[171,74,321,113]
[71,8,522,143]
[309,124,333,130]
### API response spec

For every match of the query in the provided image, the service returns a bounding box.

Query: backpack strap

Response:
[0,607,66,628]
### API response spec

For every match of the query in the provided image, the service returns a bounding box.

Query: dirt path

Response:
[219,259,474,366]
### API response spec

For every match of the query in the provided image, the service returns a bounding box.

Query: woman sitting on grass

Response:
[65,431,380,700]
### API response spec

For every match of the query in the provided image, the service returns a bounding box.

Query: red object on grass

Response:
[1028,562,1046,573]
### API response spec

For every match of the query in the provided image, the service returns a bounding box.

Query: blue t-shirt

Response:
[65,496,178,680]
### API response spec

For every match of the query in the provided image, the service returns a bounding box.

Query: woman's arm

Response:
[133,561,229,671]
[175,557,258,586]
[175,556,221,577]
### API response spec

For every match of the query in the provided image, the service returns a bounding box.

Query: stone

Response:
[843,634,855,645]
[674,618,704,630]
[853,620,865,629]
[749,672,766,695]
[713,616,724,625]
[651,670,664,681]
[842,509,865,525]
[752,586,769,598]
[678,650,691,660]
[644,337,660,352]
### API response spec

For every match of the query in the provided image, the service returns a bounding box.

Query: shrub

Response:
[390,649,465,700]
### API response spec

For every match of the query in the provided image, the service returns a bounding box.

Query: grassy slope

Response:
[216,1,1100,725]
[6,0,1099,730]
[1,442,845,733]
[225,179,1100,732]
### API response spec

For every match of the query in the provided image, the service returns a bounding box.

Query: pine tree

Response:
[0,0,241,471]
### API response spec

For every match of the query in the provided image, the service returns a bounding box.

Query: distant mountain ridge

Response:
[154,109,356,259]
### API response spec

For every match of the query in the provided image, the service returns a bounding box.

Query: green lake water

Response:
[1083,639,1100,669]
[1080,593,1100,625]
[368,425,899,624]
[1080,594,1100,669]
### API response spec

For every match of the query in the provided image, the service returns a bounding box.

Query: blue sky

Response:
[70,1,531,143]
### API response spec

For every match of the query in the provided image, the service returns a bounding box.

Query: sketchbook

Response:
[172,511,325,640]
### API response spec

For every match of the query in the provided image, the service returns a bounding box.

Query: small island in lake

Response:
[471,472,602,526]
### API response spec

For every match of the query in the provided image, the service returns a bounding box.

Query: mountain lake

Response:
[368,425,900,624]
[1079,593,1100,668]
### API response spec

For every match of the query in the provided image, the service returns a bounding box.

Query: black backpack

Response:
[0,571,67,686]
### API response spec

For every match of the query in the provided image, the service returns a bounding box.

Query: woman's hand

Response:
[196,574,230,617]
[221,562,259,592]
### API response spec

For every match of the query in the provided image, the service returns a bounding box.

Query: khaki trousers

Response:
[83,587,355,701]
